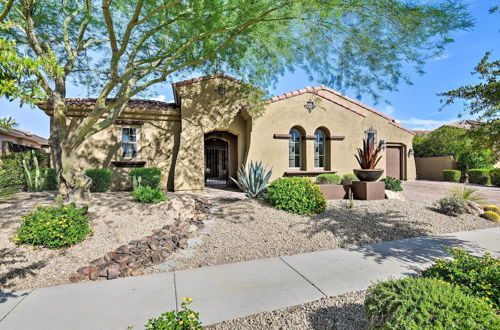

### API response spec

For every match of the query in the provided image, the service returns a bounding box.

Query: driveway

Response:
[402,180,500,205]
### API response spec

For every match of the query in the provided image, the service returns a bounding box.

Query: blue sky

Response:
[0,0,498,138]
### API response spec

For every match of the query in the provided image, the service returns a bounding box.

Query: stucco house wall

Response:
[42,74,415,191]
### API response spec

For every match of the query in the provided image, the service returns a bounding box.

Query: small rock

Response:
[200,228,214,236]
[183,224,198,233]
[107,264,121,280]
[131,269,144,276]
[203,219,215,226]
[187,237,203,247]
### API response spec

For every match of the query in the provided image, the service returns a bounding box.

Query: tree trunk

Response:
[49,100,91,206]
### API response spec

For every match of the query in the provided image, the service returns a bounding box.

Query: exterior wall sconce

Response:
[216,85,228,96]
[408,148,414,157]
[304,99,316,113]
[379,140,386,151]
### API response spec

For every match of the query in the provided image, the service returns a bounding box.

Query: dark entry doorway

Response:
[205,138,229,186]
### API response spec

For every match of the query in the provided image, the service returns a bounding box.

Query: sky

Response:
[0,0,498,138]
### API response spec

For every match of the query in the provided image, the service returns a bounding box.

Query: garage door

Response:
[386,146,402,179]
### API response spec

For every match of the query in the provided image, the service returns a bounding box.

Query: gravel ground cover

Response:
[168,191,499,271]
[207,290,368,330]
[0,192,175,291]
[403,180,500,205]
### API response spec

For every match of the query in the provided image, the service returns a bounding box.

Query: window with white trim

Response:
[314,129,325,168]
[289,128,301,168]
[122,127,138,158]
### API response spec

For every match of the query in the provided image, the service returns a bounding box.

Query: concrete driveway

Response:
[402,180,500,205]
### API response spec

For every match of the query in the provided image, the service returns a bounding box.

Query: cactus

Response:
[231,161,272,198]
[347,188,355,209]
[22,151,47,192]
[481,205,500,213]
[481,211,500,222]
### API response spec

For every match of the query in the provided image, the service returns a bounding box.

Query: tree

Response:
[0,0,473,202]
[413,126,472,158]
[0,116,16,130]
[440,6,499,158]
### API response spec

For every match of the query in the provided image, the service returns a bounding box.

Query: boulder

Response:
[385,190,405,201]
[106,264,121,280]
[465,201,484,216]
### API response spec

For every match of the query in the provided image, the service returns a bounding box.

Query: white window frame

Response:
[289,128,301,169]
[121,127,139,159]
[314,129,325,169]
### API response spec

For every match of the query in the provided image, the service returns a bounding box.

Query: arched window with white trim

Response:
[289,128,301,168]
[314,129,325,168]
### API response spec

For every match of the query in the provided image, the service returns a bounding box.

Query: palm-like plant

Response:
[231,161,272,198]
[450,185,487,204]
[355,138,382,169]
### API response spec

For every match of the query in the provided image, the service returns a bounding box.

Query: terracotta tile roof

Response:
[172,73,243,88]
[265,85,415,135]
[41,98,178,110]
[1,128,48,144]
[445,119,483,130]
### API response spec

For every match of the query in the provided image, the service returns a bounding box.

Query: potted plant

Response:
[353,138,384,181]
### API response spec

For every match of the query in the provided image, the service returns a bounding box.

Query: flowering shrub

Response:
[421,248,499,310]
[365,277,499,329]
[264,177,326,214]
[132,186,167,203]
[15,204,91,249]
[145,297,201,329]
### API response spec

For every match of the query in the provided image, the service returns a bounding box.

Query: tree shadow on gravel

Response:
[294,206,431,248]
[308,302,367,330]
[0,248,48,291]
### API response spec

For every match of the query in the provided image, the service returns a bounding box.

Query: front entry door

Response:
[205,138,229,186]
[386,146,402,179]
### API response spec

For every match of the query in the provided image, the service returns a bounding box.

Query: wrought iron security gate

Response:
[205,138,229,186]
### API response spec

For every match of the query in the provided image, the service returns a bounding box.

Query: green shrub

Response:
[0,158,25,191]
[421,248,499,310]
[380,176,403,192]
[316,174,342,185]
[490,168,500,187]
[145,297,201,329]
[365,277,500,329]
[450,185,487,204]
[15,204,91,249]
[341,173,359,185]
[467,168,490,185]
[436,195,466,216]
[443,169,461,182]
[457,149,495,173]
[36,168,57,191]
[85,169,112,192]
[132,186,167,203]
[264,177,326,214]
[129,168,161,189]
[482,211,500,222]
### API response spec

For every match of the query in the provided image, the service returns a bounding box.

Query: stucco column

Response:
[304,137,315,171]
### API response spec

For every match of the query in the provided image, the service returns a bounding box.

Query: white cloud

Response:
[400,117,456,130]
[433,53,451,61]
[152,94,166,102]
[382,105,395,116]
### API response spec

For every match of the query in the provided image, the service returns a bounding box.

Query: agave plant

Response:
[355,138,382,169]
[450,185,487,204]
[231,161,272,198]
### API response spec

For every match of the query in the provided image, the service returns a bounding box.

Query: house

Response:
[0,128,49,155]
[41,74,416,191]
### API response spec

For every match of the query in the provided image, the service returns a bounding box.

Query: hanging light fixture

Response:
[304,99,316,113]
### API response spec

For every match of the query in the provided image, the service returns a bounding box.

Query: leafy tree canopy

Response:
[413,126,472,158]
[0,0,474,201]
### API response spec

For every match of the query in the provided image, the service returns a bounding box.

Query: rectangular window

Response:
[122,127,138,158]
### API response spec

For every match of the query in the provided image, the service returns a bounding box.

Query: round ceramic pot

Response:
[353,169,384,182]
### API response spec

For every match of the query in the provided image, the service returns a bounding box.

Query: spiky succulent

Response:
[231,161,272,198]
[355,138,382,169]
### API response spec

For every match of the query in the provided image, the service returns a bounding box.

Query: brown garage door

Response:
[386,146,402,179]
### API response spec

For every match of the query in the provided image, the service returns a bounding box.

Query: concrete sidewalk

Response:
[1,227,499,329]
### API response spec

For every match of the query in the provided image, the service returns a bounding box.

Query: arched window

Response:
[289,128,301,168]
[314,129,325,168]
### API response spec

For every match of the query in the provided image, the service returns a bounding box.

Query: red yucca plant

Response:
[355,138,382,169]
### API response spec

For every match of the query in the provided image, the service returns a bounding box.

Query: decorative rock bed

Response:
[69,195,212,282]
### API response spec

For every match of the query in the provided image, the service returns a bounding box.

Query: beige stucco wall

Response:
[415,156,457,181]
[173,77,250,191]
[73,118,180,190]
[246,91,416,181]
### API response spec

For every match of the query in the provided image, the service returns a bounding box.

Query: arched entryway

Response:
[204,131,238,187]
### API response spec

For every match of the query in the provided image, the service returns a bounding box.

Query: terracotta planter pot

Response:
[353,169,384,182]
[319,184,351,200]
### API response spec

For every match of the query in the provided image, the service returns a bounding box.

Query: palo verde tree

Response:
[0,0,472,202]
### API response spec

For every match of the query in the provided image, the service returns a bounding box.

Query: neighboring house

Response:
[40,74,416,191]
[0,128,49,155]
